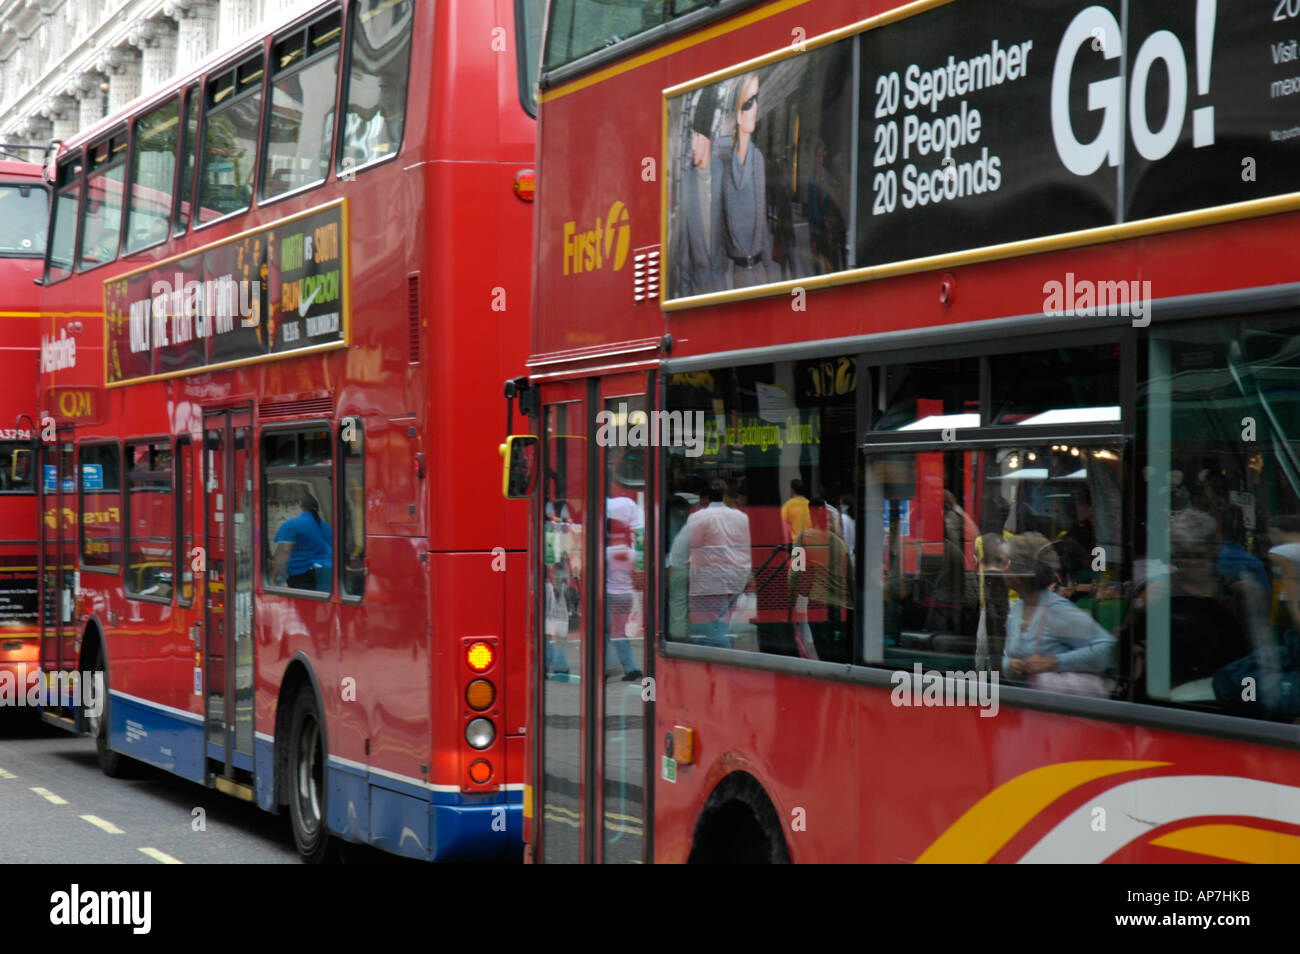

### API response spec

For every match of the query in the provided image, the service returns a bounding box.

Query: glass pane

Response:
[127,441,175,597]
[602,394,645,863]
[78,164,125,269]
[663,358,858,661]
[174,88,198,234]
[180,439,195,602]
[542,401,585,864]
[340,423,364,597]
[263,429,333,593]
[126,99,179,252]
[0,184,47,256]
[342,0,413,170]
[47,185,80,281]
[876,357,979,432]
[199,89,263,221]
[544,1,664,71]
[862,443,1125,701]
[517,0,546,114]
[1140,316,1300,718]
[0,441,36,493]
[990,344,1120,425]
[263,51,338,198]
[80,444,122,571]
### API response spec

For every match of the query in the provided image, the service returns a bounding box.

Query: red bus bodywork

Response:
[39,0,535,861]
[0,161,45,700]
[521,0,1300,862]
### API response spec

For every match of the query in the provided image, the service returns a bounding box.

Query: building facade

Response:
[0,0,309,152]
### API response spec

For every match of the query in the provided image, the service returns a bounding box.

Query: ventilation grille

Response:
[633,246,660,303]
[407,273,421,364]
[259,397,334,419]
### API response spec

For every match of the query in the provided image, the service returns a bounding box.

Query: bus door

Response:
[38,428,77,724]
[535,375,650,864]
[203,408,254,780]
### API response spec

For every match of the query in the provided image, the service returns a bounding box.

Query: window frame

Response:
[43,151,85,285]
[123,95,183,257]
[334,0,413,182]
[193,49,268,231]
[123,437,176,604]
[75,127,129,273]
[261,421,335,601]
[77,439,123,576]
[176,434,196,607]
[172,84,201,237]
[259,5,344,207]
[336,417,364,602]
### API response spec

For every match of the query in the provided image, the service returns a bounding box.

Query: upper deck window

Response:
[125,97,180,253]
[198,53,265,223]
[77,131,128,271]
[542,0,711,72]
[262,9,342,201]
[339,0,413,175]
[45,155,82,283]
[516,0,546,116]
[0,183,47,257]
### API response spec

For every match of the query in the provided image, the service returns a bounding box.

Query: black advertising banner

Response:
[0,565,38,627]
[664,0,1300,303]
[858,0,1120,265]
[104,200,348,385]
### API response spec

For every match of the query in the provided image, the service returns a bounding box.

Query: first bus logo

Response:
[562,200,630,275]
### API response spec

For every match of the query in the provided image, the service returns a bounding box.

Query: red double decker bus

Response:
[0,159,47,706]
[513,0,1300,862]
[38,0,543,861]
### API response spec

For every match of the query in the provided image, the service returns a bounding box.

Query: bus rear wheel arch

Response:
[688,772,791,864]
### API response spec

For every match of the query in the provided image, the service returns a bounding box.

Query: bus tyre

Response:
[287,691,336,863]
[88,646,127,778]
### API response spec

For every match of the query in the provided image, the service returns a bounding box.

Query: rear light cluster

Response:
[462,638,499,787]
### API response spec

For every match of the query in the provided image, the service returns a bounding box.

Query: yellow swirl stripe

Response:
[917,760,1170,863]
[1151,824,1300,864]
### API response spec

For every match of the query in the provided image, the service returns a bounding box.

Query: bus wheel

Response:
[88,646,127,778]
[287,691,336,863]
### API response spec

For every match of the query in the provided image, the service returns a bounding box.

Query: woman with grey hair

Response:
[1001,533,1116,696]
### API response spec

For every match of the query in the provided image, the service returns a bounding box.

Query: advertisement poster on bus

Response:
[663,0,1300,304]
[664,41,853,300]
[102,200,349,385]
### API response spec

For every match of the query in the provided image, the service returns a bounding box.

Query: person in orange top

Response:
[781,478,810,544]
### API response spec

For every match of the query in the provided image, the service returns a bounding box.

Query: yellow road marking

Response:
[31,787,68,805]
[0,768,16,780]
[80,814,124,834]
[138,847,183,864]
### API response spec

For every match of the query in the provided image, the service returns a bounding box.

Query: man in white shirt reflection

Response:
[684,479,751,647]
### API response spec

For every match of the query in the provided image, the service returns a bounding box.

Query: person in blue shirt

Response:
[272,493,332,592]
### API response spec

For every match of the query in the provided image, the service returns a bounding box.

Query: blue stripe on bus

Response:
[109,693,521,861]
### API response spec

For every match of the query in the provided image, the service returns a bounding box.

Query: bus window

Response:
[198,54,264,223]
[125,441,175,600]
[77,131,128,271]
[0,182,47,256]
[543,0,712,71]
[125,98,180,254]
[45,155,82,283]
[173,86,198,235]
[79,442,122,573]
[1139,315,1300,720]
[339,0,413,174]
[663,359,858,660]
[516,0,546,116]
[178,436,195,604]
[338,420,364,598]
[263,9,341,201]
[0,442,35,493]
[262,427,333,595]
